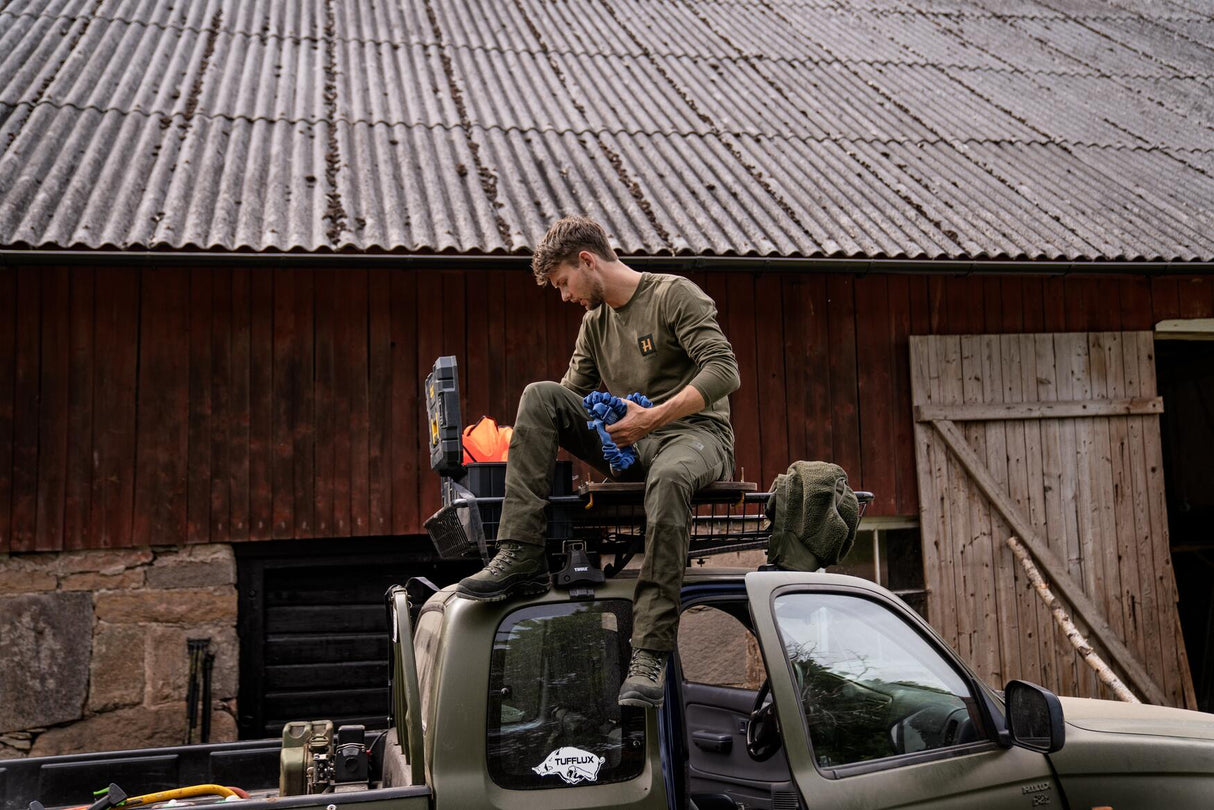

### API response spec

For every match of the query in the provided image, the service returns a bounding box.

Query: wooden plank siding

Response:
[91,268,140,549]
[64,268,94,549]
[12,268,40,550]
[229,270,252,540]
[134,268,190,547]
[0,267,1212,553]
[0,267,13,550]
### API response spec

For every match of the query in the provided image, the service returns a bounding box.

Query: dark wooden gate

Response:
[235,538,475,738]
[910,331,1195,708]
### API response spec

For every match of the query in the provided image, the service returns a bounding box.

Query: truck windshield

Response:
[487,600,646,790]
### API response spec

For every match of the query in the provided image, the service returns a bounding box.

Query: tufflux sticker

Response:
[532,747,606,785]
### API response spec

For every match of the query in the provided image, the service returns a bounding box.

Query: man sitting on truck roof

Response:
[456,215,740,709]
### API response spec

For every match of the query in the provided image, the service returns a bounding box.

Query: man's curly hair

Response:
[531,216,618,286]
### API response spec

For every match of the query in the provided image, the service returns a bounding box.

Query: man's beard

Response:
[584,278,605,309]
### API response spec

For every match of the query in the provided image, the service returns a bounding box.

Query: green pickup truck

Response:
[11,540,1214,809]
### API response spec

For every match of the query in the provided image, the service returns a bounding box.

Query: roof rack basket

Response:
[425,479,873,574]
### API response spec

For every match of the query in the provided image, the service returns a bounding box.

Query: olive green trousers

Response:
[497,381,732,651]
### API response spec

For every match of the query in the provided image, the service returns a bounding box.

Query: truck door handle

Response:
[691,731,733,753]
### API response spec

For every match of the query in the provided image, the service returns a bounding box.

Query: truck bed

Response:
[0,739,280,810]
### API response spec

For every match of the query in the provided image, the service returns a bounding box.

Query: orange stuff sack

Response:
[462,416,513,463]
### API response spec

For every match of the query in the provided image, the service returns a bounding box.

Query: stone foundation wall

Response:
[0,545,239,759]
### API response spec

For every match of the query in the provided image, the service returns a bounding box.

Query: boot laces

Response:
[487,543,521,575]
[628,650,663,683]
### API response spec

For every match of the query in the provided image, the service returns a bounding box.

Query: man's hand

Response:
[605,398,660,448]
[606,385,707,447]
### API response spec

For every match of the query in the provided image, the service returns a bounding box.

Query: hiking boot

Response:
[455,541,550,601]
[618,648,668,708]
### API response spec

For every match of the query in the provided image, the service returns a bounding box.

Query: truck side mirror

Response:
[1004,680,1065,753]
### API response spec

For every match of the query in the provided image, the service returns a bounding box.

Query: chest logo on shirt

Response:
[637,334,656,357]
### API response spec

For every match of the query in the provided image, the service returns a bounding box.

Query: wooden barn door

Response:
[910,332,1195,709]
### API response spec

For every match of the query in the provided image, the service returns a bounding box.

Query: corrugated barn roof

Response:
[0,0,1212,260]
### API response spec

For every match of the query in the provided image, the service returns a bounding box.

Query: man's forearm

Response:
[648,385,707,429]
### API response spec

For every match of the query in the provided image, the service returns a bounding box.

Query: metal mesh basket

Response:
[425,493,571,563]
[424,497,487,561]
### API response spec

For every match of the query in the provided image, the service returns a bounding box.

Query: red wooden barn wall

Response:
[1,265,1212,553]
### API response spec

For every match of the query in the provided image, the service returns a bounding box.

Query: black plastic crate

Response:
[465,462,508,498]
[464,462,572,542]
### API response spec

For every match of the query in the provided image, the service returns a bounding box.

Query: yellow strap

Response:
[121,785,236,807]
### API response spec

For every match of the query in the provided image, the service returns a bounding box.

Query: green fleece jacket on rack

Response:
[765,460,860,571]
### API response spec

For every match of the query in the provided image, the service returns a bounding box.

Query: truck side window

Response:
[487,600,646,790]
[773,593,982,769]
[678,604,765,689]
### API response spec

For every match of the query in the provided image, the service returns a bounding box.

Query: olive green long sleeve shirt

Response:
[560,272,740,445]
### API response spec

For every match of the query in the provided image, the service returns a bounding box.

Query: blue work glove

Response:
[583,392,653,473]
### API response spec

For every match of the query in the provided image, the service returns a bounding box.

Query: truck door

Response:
[745,572,1061,809]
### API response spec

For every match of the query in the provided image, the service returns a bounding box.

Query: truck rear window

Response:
[487,600,646,790]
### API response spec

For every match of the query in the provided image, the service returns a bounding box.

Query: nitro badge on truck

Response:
[532,747,607,785]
